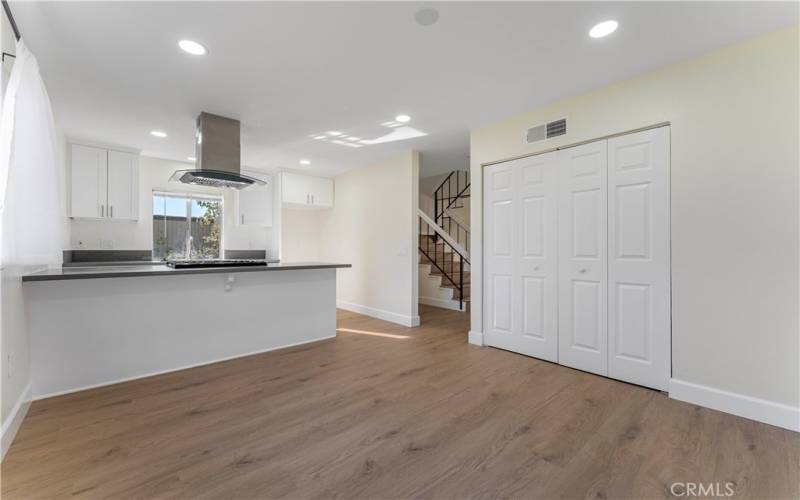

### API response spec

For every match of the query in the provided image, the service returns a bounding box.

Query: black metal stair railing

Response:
[433,170,471,254]
[418,214,470,310]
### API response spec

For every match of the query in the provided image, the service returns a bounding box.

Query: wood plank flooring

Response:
[2,305,798,499]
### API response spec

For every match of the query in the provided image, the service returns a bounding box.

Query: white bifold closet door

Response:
[483,152,559,362]
[606,127,670,391]
[557,140,609,376]
[483,126,671,391]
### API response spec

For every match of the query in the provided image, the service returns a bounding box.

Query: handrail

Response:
[443,208,470,232]
[418,209,469,262]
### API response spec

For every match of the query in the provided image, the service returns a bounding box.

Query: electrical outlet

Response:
[76,239,85,249]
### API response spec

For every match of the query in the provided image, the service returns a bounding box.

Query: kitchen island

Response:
[23,262,350,399]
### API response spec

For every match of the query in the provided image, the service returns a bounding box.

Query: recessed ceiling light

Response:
[151,130,167,138]
[346,136,361,141]
[187,156,196,161]
[589,20,618,38]
[299,159,311,165]
[415,7,439,27]
[178,39,207,55]
[326,131,343,136]
[395,115,411,123]
[313,135,327,140]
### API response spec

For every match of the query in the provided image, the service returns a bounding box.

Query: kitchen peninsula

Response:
[23,262,350,399]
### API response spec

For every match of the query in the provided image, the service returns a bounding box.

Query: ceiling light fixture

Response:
[589,20,618,38]
[313,135,327,140]
[178,39,207,55]
[415,7,439,27]
[299,159,311,165]
[326,131,343,136]
[395,114,411,123]
[187,156,196,161]
[151,130,168,138]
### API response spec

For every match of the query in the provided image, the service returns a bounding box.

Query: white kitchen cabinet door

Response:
[484,153,559,362]
[309,176,334,208]
[281,172,309,205]
[106,150,138,220]
[607,127,671,391]
[70,144,107,218]
[483,162,516,349]
[281,172,333,208]
[237,173,273,227]
[557,140,608,376]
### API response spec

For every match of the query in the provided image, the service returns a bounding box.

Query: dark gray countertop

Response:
[22,262,351,282]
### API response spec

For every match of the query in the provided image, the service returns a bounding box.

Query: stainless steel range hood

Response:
[170,112,265,189]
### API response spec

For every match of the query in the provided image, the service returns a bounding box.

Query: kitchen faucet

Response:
[184,230,194,260]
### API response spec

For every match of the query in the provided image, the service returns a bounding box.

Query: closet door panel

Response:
[608,127,670,391]
[484,152,558,361]
[517,152,559,361]
[558,141,608,376]
[484,163,516,342]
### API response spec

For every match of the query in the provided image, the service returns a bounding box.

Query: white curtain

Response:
[0,40,62,268]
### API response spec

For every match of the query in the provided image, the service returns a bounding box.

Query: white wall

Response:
[318,151,420,326]
[69,155,275,257]
[470,27,799,414]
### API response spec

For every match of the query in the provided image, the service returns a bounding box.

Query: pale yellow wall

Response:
[470,27,799,407]
[281,208,322,262]
[319,151,420,322]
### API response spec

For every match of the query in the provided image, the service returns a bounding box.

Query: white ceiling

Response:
[10,1,798,177]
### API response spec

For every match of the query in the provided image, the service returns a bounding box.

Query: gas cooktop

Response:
[166,259,268,269]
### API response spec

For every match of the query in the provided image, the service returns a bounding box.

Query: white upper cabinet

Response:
[70,143,138,220]
[106,150,139,220]
[70,144,108,218]
[236,171,273,227]
[281,172,333,209]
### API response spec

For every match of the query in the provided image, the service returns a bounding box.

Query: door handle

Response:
[578,268,588,273]
[533,265,540,271]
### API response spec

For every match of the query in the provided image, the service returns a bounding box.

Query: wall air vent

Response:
[525,118,567,144]
[546,118,567,138]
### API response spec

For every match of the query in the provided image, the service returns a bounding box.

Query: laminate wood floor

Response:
[2,305,798,499]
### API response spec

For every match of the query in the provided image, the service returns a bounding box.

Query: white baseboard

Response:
[468,330,484,346]
[337,300,420,327]
[1,382,32,461]
[33,335,335,401]
[419,296,466,312]
[669,378,799,432]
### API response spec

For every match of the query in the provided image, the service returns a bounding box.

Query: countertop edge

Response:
[22,263,352,282]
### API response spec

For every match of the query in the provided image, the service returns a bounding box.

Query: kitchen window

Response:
[153,192,223,260]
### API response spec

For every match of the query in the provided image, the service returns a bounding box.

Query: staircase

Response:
[418,170,471,312]
[419,234,470,310]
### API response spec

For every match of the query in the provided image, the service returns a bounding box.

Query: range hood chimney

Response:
[170,112,265,189]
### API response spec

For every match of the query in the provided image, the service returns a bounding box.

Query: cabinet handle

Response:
[100,205,104,217]
[110,205,113,218]
[312,195,315,205]
[241,214,244,224]
[578,268,587,273]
